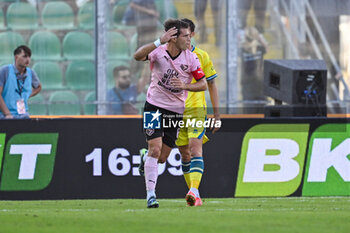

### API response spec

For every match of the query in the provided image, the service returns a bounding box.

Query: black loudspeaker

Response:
[264,105,327,117]
[264,60,328,117]
[264,60,327,105]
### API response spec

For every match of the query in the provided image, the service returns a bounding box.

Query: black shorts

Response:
[143,101,183,148]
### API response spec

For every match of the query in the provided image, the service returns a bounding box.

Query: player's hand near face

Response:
[134,27,178,61]
[160,27,178,44]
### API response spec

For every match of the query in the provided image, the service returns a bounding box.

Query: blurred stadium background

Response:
[1,2,350,232]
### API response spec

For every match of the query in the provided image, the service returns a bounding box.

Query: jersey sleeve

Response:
[148,47,159,64]
[202,52,217,81]
[189,52,205,81]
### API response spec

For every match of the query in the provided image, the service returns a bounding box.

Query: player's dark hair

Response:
[163,19,189,37]
[181,18,195,33]
[14,45,31,57]
[113,65,130,78]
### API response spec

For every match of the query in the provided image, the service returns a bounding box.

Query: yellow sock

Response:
[190,172,202,189]
[182,161,191,189]
[189,157,204,189]
[184,173,191,189]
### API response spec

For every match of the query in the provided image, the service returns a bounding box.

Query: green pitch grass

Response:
[0,197,349,233]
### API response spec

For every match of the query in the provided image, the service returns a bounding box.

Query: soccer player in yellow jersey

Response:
[174,18,221,206]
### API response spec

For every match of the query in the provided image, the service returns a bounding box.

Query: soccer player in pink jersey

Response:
[134,19,207,208]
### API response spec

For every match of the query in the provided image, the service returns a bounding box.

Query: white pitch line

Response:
[0,209,100,212]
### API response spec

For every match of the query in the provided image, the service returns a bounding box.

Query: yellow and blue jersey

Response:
[185,46,217,111]
[176,46,217,146]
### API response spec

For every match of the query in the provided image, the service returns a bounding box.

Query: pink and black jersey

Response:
[147,44,204,114]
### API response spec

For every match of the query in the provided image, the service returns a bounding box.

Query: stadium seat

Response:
[32,62,64,90]
[0,60,13,67]
[65,60,95,90]
[29,31,62,61]
[0,8,5,29]
[63,31,94,60]
[107,60,130,88]
[78,2,95,30]
[6,2,38,30]
[111,0,129,26]
[83,91,96,115]
[107,31,130,60]
[28,93,47,115]
[42,1,74,30]
[0,31,25,60]
[48,90,81,115]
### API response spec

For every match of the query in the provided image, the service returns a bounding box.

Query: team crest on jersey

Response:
[180,64,188,71]
[145,129,155,136]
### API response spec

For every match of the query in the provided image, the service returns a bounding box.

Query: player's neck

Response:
[167,43,181,58]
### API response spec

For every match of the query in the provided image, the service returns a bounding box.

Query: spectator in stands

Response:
[0,45,42,119]
[122,0,159,76]
[122,0,159,48]
[238,0,268,35]
[307,0,345,102]
[107,64,150,115]
[239,26,266,113]
[194,0,223,46]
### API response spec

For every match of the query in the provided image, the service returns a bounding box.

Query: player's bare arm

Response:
[133,27,178,61]
[170,77,207,92]
[208,79,221,133]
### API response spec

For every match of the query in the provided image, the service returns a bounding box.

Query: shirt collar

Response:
[13,64,27,78]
